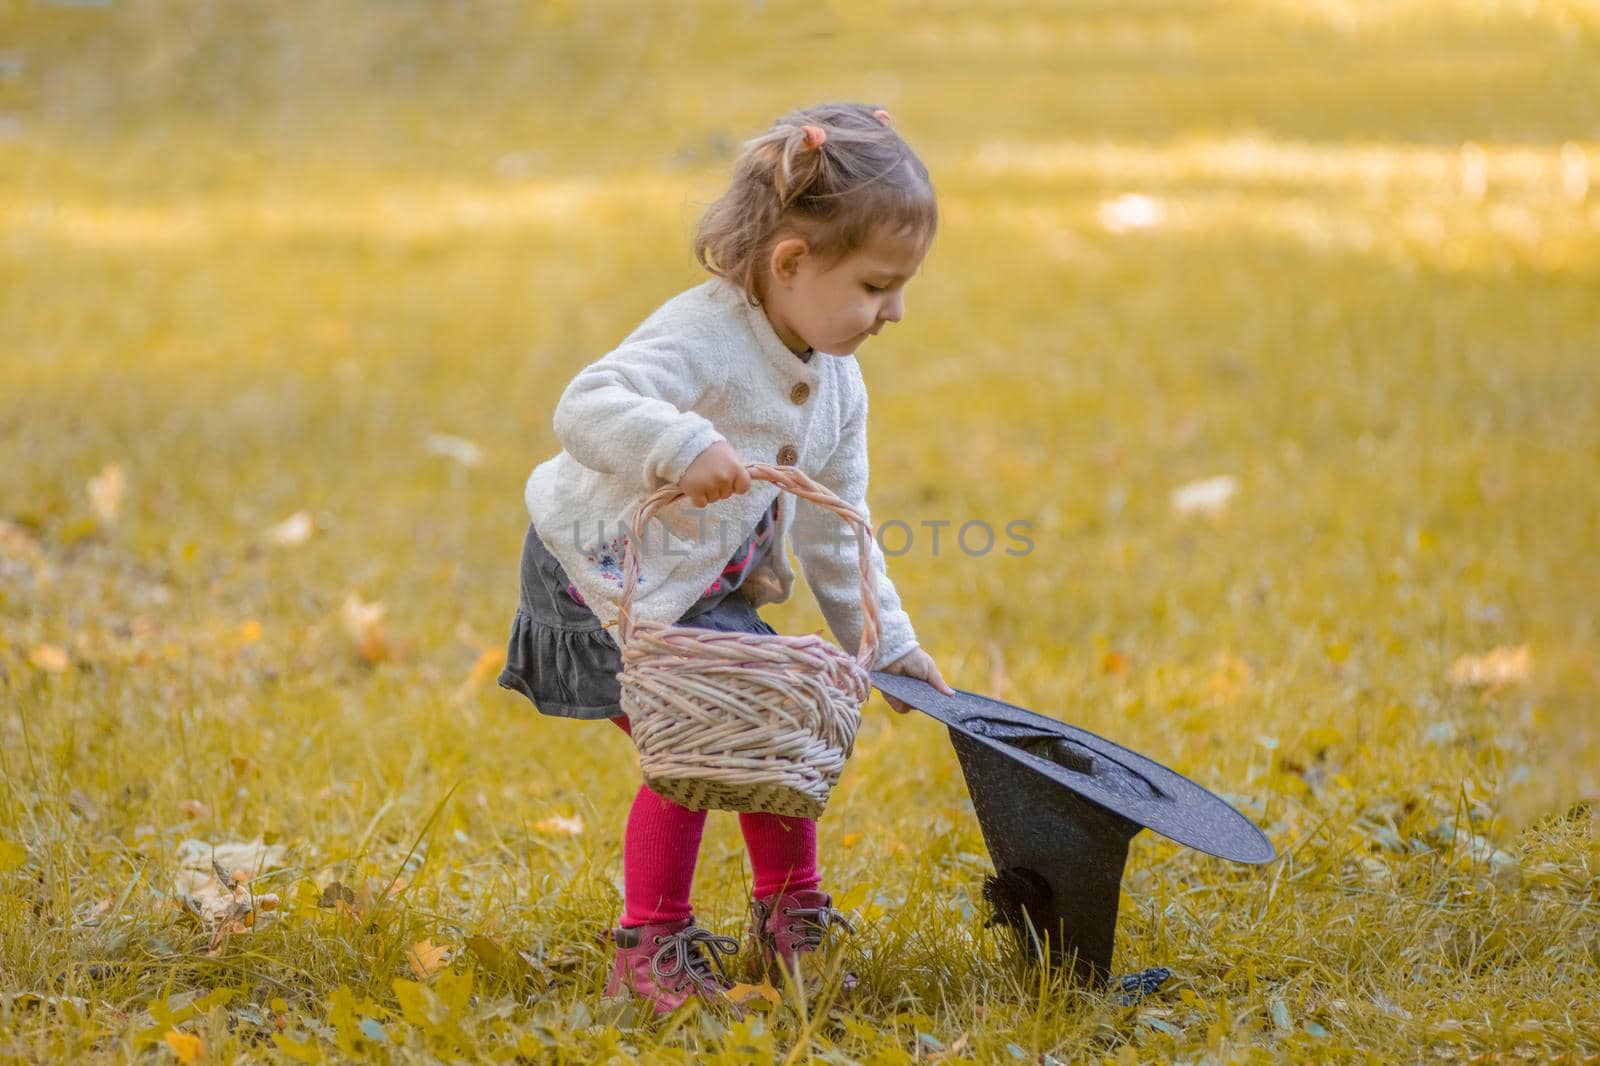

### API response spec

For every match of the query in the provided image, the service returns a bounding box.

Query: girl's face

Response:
[760,228,928,357]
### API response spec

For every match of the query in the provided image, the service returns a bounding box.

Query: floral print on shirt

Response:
[565,498,780,608]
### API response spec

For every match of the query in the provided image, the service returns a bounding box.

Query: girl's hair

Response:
[694,102,937,306]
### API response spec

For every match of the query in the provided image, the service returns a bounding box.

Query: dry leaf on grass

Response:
[464,934,550,987]
[423,432,484,468]
[406,938,450,980]
[88,463,126,524]
[162,1029,206,1064]
[1449,644,1531,687]
[1171,475,1238,518]
[531,815,584,836]
[265,511,315,547]
[174,838,286,953]
[0,519,42,558]
[340,592,392,664]
[453,646,507,705]
[28,644,69,673]
[726,980,782,1006]
[1206,652,1254,704]
[318,880,357,910]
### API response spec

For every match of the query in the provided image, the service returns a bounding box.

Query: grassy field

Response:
[3,1,1598,1061]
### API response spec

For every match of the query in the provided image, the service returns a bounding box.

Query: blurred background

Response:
[2,1,1598,1057]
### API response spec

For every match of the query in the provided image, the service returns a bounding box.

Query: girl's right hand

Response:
[679,441,752,507]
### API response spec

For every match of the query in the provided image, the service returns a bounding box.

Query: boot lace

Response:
[649,924,741,992]
[781,903,855,951]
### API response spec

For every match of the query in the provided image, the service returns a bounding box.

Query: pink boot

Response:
[749,888,859,995]
[603,916,744,1016]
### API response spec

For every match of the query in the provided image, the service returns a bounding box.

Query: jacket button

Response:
[789,382,811,405]
[777,444,799,466]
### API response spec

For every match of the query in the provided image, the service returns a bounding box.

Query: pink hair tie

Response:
[800,124,827,149]
[872,109,894,128]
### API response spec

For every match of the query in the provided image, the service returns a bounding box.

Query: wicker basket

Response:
[612,463,882,818]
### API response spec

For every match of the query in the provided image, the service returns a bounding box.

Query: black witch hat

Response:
[869,673,1276,986]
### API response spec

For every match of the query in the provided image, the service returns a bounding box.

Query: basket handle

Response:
[615,463,882,668]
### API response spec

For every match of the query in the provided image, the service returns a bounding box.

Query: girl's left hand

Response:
[878,645,956,714]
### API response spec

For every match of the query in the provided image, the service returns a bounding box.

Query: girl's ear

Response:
[769,237,809,286]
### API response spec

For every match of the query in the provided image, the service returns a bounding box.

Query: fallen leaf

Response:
[1449,644,1531,687]
[465,934,549,987]
[319,880,357,910]
[930,1032,971,1061]
[1205,652,1253,703]
[265,511,315,547]
[340,592,391,664]
[466,646,505,689]
[532,815,584,837]
[726,980,782,1005]
[0,519,42,557]
[162,1029,206,1064]
[1171,475,1238,518]
[28,644,69,672]
[174,838,287,932]
[423,432,484,468]
[87,463,126,523]
[453,646,507,705]
[76,897,113,928]
[406,939,450,980]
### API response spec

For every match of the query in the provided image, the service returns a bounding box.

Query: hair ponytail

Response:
[694,103,936,307]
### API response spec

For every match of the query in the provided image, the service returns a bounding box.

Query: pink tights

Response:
[609,715,820,927]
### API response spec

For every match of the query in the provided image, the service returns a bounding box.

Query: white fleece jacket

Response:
[523,276,920,671]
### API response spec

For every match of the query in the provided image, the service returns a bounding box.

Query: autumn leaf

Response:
[174,838,287,935]
[87,463,126,524]
[423,432,484,468]
[726,980,782,1006]
[452,645,507,705]
[1449,644,1531,687]
[466,646,505,688]
[1205,652,1253,704]
[265,511,315,547]
[319,880,357,910]
[163,1029,206,1064]
[340,592,392,664]
[532,814,584,836]
[0,518,42,558]
[465,934,549,987]
[405,939,450,980]
[1171,474,1238,518]
[28,644,69,672]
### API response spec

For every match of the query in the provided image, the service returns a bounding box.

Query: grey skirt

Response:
[496,520,778,721]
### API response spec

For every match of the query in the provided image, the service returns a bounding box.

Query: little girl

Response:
[497,101,956,1015]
